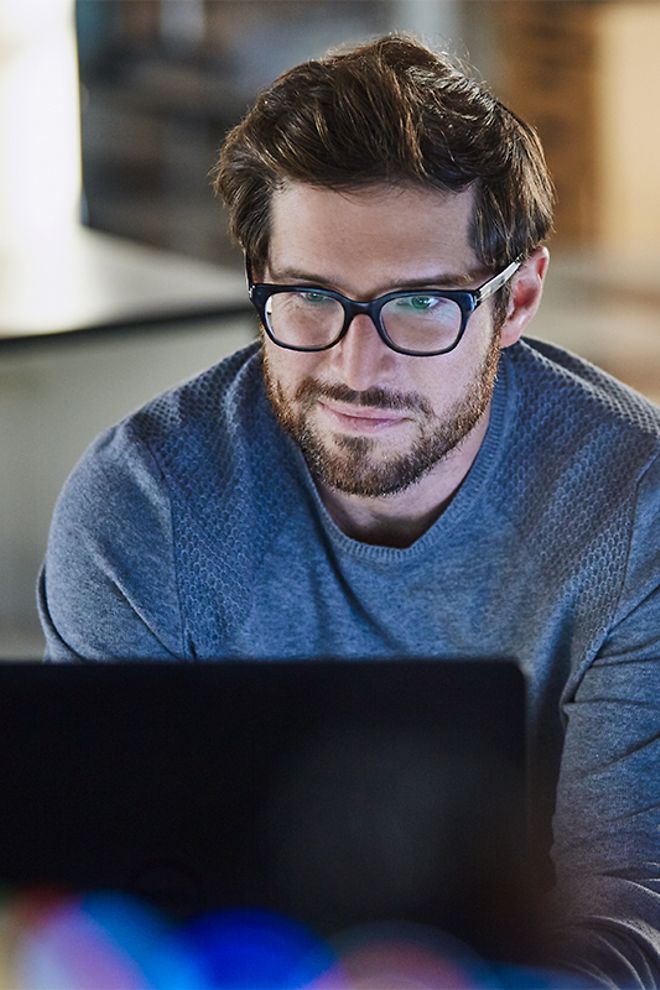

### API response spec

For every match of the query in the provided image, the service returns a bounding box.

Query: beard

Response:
[262,332,501,498]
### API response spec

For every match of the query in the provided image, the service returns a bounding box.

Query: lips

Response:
[318,400,406,433]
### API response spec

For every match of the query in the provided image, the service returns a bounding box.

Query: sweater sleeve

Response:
[548,454,660,988]
[37,421,187,661]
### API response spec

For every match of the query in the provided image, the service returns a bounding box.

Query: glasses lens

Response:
[265,291,344,349]
[381,295,462,354]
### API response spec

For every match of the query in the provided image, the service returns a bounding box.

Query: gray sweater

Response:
[39,338,660,986]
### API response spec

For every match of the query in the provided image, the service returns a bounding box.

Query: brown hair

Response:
[212,34,554,278]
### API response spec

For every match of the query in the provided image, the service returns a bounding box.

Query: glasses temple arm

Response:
[244,257,254,290]
[475,257,522,304]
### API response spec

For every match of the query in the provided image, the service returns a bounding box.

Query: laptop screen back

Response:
[0,659,528,958]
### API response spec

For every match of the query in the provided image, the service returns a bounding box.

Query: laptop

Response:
[0,659,530,960]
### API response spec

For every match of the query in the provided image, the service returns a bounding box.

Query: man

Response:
[38,36,658,986]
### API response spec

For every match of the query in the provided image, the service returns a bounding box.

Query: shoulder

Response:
[53,341,265,532]
[508,337,659,424]
[130,340,264,453]
[494,339,658,643]
[42,411,181,660]
[41,344,265,659]
[503,337,659,478]
[507,337,659,431]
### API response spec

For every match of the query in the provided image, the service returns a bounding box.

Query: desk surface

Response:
[0,227,250,340]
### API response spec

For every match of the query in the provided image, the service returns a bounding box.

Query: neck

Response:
[315,407,491,548]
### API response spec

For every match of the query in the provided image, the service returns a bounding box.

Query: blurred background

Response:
[1,0,658,657]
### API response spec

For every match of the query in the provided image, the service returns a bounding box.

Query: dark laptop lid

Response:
[0,659,528,959]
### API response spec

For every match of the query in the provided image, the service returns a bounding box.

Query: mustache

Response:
[294,378,434,417]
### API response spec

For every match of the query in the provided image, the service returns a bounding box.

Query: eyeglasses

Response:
[247,258,521,357]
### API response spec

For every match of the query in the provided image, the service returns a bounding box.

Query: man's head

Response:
[213,36,553,500]
[213,34,553,283]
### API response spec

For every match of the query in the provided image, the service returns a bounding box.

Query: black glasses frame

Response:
[247,258,522,357]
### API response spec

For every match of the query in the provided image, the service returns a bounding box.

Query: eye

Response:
[397,295,439,312]
[299,290,333,305]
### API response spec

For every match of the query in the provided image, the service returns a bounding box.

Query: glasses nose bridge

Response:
[343,297,382,337]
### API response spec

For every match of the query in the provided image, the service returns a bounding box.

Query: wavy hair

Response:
[212,34,554,281]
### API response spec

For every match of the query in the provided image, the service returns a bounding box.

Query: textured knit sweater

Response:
[39,337,659,986]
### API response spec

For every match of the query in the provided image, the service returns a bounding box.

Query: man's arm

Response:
[38,421,187,661]
[548,455,660,988]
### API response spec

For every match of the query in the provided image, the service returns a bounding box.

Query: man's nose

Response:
[328,314,395,392]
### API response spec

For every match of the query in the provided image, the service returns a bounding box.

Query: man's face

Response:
[261,182,503,498]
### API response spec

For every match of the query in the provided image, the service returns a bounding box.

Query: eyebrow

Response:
[266,266,482,292]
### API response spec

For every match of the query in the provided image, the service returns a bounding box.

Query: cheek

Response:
[412,356,466,405]
[263,339,325,393]
[416,341,489,413]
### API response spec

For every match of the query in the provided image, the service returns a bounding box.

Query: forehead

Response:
[267,182,479,294]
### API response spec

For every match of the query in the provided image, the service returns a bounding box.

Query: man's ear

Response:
[500,246,550,349]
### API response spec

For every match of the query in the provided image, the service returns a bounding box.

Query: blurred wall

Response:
[489,0,660,259]
[75,0,660,265]
[0,0,80,249]
[597,2,660,257]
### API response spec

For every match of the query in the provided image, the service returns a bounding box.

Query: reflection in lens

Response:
[267,292,344,348]
[381,295,461,353]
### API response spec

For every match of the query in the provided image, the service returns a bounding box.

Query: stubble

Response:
[262,334,501,498]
